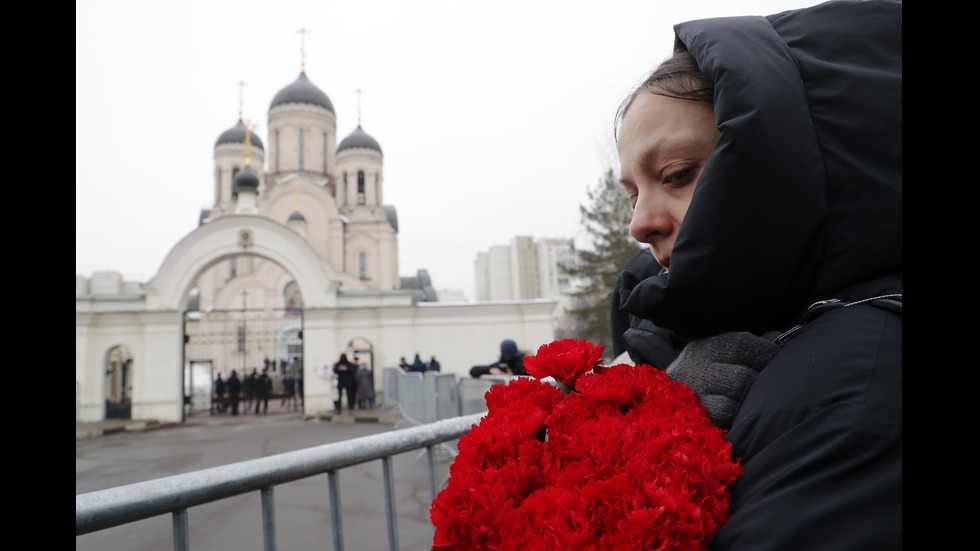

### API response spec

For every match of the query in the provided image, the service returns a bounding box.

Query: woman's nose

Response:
[629,195,672,244]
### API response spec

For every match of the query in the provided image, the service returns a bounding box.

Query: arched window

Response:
[357,171,366,205]
[359,253,367,279]
[298,129,305,170]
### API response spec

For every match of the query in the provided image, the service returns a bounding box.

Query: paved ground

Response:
[76,399,403,440]
[76,402,458,551]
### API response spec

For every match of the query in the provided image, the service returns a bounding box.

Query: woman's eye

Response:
[664,168,691,185]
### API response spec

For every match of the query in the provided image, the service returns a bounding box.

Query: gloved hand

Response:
[666,332,779,430]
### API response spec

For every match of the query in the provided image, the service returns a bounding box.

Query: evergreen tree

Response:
[560,168,642,353]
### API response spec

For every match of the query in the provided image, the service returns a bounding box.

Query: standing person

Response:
[213,373,227,413]
[254,368,271,414]
[281,369,295,410]
[296,369,304,409]
[408,354,427,373]
[468,339,526,378]
[226,370,242,416]
[333,353,358,414]
[398,357,410,372]
[318,362,339,411]
[613,2,901,548]
[243,368,257,415]
[355,359,375,409]
[428,356,441,372]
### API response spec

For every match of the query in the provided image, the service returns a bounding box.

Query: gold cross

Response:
[236,80,247,121]
[297,28,311,72]
[355,88,364,126]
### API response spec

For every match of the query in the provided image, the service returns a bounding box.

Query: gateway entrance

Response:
[183,307,304,416]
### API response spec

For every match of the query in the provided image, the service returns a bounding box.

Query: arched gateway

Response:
[76,214,557,423]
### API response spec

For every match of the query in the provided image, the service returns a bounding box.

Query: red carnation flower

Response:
[523,338,604,390]
[432,340,742,551]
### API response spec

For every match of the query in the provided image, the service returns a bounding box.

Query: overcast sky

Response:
[76,0,823,301]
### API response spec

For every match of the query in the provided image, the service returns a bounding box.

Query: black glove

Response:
[666,332,779,430]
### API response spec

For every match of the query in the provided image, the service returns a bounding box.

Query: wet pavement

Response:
[76,400,404,440]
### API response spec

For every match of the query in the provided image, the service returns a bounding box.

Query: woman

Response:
[355,360,375,409]
[318,362,340,411]
[614,1,901,549]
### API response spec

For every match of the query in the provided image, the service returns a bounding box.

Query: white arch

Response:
[142,215,339,311]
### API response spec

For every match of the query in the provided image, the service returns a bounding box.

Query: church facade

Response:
[76,65,557,423]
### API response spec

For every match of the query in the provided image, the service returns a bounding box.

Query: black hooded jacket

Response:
[333,354,357,385]
[618,1,901,549]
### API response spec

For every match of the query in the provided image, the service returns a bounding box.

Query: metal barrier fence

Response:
[77,371,527,551]
[76,412,484,551]
[382,368,528,426]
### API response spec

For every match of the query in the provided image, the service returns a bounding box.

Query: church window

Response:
[359,253,367,279]
[357,170,366,205]
[230,257,237,278]
[298,129,305,170]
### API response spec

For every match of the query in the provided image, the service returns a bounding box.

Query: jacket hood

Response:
[621,0,902,339]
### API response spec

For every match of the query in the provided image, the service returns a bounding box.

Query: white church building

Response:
[76,61,557,424]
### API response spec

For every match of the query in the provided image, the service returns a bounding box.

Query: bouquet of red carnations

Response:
[430,339,742,550]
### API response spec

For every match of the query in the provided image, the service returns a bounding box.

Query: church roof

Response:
[270,71,334,113]
[215,119,264,150]
[338,125,382,154]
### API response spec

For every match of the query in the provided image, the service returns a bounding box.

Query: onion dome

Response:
[215,119,264,150]
[233,165,260,195]
[270,71,334,113]
[338,125,382,154]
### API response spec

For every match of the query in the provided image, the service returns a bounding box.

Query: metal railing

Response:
[77,370,530,550]
[76,412,484,551]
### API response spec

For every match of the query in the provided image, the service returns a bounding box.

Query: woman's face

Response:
[618,92,719,270]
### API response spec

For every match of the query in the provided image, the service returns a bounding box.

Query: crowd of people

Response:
[319,353,377,413]
[398,354,441,373]
[211,350,449,416]
[211,365,303,416]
